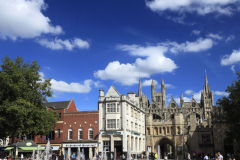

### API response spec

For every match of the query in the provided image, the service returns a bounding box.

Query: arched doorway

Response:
[157,138,175,159]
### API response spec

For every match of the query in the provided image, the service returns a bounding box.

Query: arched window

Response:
[88,128,93,139]
[78,128,83,139]
[147,127,150,135]
[68,129,72,140]
[177,127,180,134]
[159,127,162,134]
[57,129,60,138]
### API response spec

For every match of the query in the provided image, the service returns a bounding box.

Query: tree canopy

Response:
[217,72,240,144]
[0,55,58,140]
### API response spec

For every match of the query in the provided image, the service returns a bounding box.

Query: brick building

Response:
[62,111,99,159]
[10,99,78,156]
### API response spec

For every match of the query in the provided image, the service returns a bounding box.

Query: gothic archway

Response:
[155,137,175,159]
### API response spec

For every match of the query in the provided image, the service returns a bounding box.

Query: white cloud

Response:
[166,14,195,25]
[38,38,90,50]
[214,91,229,96]
[221,49,240,66]
[142,79,158,86]
[165,84,175,88]
[185,89,194,95]
[94,45,178,86]
[231,65,235,73]
[206,33,223,40]
[94,81,105,88]
[51,79,92,93]
[162,38,214,54]
[225,35,235,42]
[192,30,201,35]
[146,0,238,16]
[0,0,63,40]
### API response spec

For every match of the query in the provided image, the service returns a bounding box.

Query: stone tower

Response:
[201,70,214,119]
[139,78,149,109]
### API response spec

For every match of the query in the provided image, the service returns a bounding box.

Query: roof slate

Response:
[44,100,71,109]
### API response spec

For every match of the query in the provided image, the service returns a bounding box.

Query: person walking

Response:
[204,155,208,160]
[187,153,191,160]
[21,154,24,160]
[218,152,223,160]
[164,154,168,160]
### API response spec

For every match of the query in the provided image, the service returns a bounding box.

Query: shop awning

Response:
[4,147,14,151]
[19,147,45,151]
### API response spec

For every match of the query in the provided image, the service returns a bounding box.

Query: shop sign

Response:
[26,142,32,146]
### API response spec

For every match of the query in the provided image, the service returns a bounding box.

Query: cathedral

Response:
[139,71,237,159]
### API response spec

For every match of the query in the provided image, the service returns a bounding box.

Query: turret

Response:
[180,90,184,107]
[151,79,156,102]
[138,77,142,97]
[161,78,166,109]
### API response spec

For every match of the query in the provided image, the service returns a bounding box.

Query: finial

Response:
[172,95,174,100]
[192,94,194,99]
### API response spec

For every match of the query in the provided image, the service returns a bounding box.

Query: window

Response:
[159,128,162,134]
[131,122,133,129]
[177,127,180,134]
[68,129,72,140]
[26,134,33,140]
[107,104,116,112]
[131,108,133,117]
[78,128,83,139]
[103,141,110,151]
[202,134,211,143]
[167,127,169,134]
[58,113,61,119]
[127,120,129,129]
[117,119,119,128]
[117,104,119,112]
[135,124,137,132]
[156,96,160,102]
[57,129,60,138]
[107,119,116,128]
[39,135,42,138]
[44,131,55,140]
[89,128,93,139]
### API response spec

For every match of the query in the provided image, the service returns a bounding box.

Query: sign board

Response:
[26,142,32,146]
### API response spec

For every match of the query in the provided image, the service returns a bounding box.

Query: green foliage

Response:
[0,55,58,139]
[217,71,240,144]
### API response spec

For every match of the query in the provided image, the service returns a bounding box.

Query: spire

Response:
[205,70,208,85]
[181,90,184,100]
[151,79,155,86]
[161,78,165,86]
[138,77,142,96]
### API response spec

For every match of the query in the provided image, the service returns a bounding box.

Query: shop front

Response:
[62,142,98,159]
[4,141,45,159]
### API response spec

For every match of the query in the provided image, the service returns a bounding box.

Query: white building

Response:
[98,85,146,159]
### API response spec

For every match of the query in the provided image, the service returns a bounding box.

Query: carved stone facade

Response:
[141,71,216,159]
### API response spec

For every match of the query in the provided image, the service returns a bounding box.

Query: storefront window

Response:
[103,141,110,151]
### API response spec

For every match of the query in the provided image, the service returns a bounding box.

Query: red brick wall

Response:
[65,99,78,112]
[63,111,99,140]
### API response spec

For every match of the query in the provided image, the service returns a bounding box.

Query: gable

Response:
[168,99,179,108]
[105,85,121,97]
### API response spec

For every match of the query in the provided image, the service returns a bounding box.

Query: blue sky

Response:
[0,0,239,111]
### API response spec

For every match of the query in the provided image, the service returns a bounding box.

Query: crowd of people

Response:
[187,152,236,160]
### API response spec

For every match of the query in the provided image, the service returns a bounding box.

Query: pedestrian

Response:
[21,154,24,160]
[111,153,113,160]
[218,152,223,160]
[154,152,158,160]
[204,154,208,160]
[141,154,143,160]
[164,154,168,160]
[232,155,235,160]
[187,153,191,160]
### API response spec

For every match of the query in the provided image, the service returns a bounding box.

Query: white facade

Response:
[98,85,145,157]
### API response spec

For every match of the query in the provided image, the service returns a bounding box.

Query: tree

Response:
[217,72,240,144]
[0,55,58,140]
